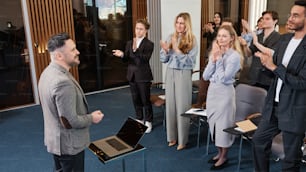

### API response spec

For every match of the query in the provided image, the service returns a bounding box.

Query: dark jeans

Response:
[53,150,84,172]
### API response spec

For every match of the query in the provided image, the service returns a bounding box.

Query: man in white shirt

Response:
[252,1,306,171]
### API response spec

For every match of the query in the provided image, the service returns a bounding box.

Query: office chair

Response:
[191,69,209,109]
[150,82,166,129]
[191,70,202,94]
[233,83,267,171]
[235,83,267,122]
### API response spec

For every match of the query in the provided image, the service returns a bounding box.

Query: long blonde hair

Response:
[170,12,195,54]
[218,25,244,69]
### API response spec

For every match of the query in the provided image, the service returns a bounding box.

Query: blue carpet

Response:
[0,87,305,172]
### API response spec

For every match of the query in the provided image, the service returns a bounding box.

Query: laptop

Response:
[89,117,147,159]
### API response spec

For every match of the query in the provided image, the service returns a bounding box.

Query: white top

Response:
[275,38,302,102]
[185,108,207,117]
[136,37,144,48]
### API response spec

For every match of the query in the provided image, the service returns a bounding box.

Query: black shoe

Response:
[210,160,229,170]
[207,157,218,164]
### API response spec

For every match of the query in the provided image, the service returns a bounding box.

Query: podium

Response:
[89,143,146,172]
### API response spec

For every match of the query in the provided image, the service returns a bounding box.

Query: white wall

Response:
[160,0,201,82]
[248,0,267,31]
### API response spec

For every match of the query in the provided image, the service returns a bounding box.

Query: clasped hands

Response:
[91,110,104,124]
[210,41,225,63]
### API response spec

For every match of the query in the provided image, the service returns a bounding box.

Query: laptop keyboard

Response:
[106,138,128,151]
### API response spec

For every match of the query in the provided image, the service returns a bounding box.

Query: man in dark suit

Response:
[113,19,154,133]
[252,1,306,171]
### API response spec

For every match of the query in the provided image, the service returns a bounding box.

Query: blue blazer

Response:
[262,33,306,134]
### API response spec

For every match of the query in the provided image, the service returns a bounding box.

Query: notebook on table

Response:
[89,117,147,159]
[235,119,258,133]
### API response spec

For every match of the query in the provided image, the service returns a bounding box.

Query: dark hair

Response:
[136,19,150,30]
[47,32,70,52]
[295,0,306,16]
[295,0,306,7]
[262,10,279,22]
[214,12,223,24]
[257,16,263,24]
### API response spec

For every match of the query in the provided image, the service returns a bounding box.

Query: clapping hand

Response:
[210,41,224,63]
[254,51,277,71]
[160,40,170,53]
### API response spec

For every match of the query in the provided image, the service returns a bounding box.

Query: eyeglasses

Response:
[287,13,300,20]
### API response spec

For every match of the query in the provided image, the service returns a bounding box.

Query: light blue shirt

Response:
[160,34,198,70]
[203,48,240,85]
[241,32,253,46]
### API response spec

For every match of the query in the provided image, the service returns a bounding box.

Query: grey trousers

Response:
[165,68,192,145]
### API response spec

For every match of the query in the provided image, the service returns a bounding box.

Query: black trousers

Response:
[252,106,305,172]
[129,81,153,122]
[53,150,84,172]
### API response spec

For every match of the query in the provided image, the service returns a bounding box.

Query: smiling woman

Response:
[203,24,243,170]
[160,12,198,151]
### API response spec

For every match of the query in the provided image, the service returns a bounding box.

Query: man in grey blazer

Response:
[38,33,104,172]
[252,1,306,171]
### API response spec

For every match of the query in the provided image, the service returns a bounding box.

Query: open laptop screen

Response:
[116,117,147,148]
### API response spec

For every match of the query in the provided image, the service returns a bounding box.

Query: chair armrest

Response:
[150,94,165,106]
[246,113,261,120]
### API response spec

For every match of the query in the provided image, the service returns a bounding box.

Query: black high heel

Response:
[207,157,218,164]
[210,159,229,170]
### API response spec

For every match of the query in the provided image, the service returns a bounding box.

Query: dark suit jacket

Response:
[262,33,306,134]
[249,31,281,86]
[122,37,154,82]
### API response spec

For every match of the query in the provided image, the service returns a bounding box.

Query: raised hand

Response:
[112,49,123,57]
[210,41,223,63]
[160,40,170,52]
[254,51,276,71]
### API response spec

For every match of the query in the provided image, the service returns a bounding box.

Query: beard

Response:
[288,21,305,32]
[68,56,80,67]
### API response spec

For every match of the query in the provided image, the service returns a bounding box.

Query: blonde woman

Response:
[160,12,198,150]
[203,25,243,170]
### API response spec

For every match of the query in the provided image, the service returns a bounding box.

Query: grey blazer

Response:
[38,62,92,156]
[262,33,306,134]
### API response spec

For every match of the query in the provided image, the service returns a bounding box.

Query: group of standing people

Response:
[38,0,306,171]
[201,1,306,171]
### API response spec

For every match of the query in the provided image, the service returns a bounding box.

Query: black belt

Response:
[273,101,279,107]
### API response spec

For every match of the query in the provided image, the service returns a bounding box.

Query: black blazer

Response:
[249,31,281,86]
[262,33,306,134]
[122,37,154,82]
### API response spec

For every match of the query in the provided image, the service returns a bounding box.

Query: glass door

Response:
[0,1,34,110]
[74,0,131,92]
